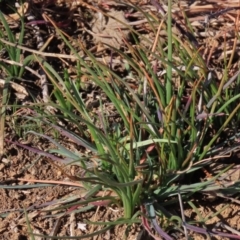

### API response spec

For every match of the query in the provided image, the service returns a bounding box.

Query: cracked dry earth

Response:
[1,0,240,239]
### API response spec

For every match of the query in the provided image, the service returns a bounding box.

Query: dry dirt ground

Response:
[2,141,240,240]
[1,0,240,239]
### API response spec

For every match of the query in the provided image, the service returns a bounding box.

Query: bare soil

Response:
[2,142,240,240]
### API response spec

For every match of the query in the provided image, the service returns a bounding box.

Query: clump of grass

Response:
[0,9,26,156]
[2,1,240,239]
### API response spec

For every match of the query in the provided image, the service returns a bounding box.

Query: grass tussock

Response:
[1,0,240,239]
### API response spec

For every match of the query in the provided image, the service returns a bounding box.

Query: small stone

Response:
[1,158,10,164]
[0,163,4,171]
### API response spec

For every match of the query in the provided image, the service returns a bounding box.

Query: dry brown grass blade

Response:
[0,38,80,59]
[17,178,84,187]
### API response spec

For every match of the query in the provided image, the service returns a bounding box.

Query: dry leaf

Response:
[0,79,28,100]
[91,9,130,49]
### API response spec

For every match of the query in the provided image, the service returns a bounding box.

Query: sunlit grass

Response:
[2,1,240,239]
